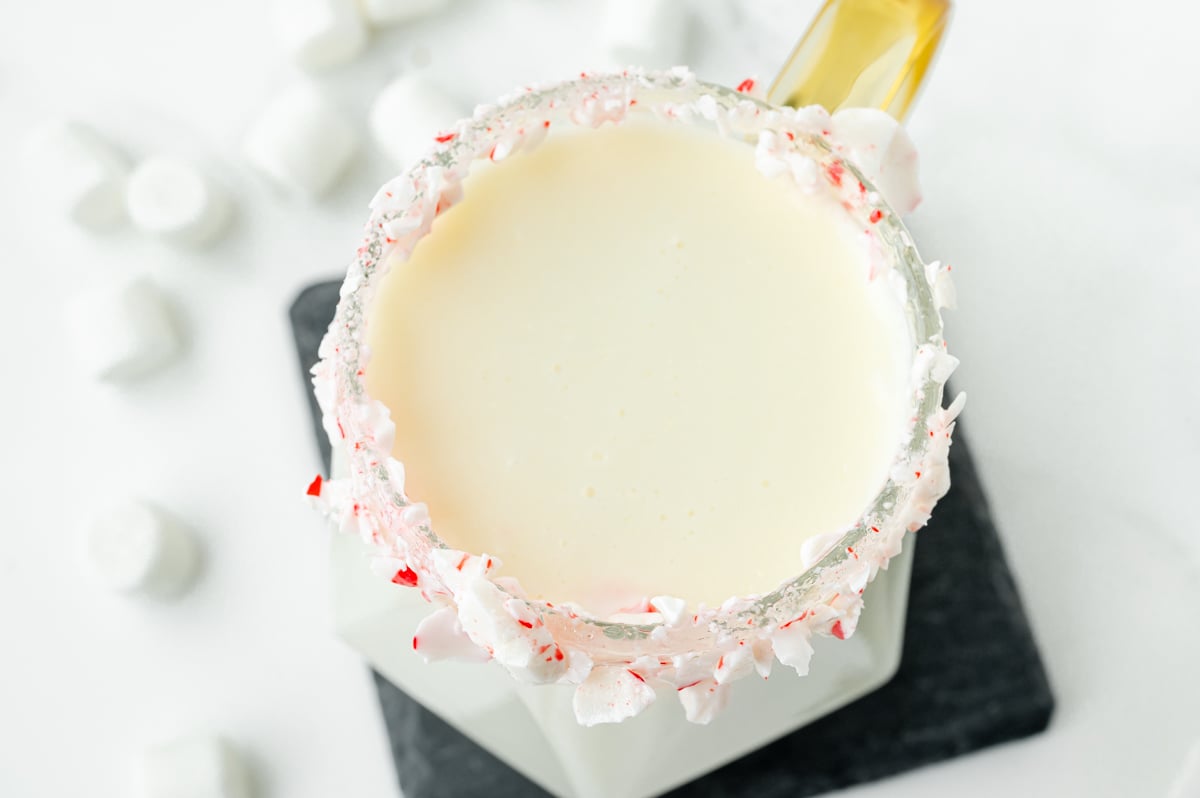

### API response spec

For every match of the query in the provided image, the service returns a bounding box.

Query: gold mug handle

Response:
[768,0,952,121]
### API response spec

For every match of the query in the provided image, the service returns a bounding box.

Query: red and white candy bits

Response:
[829,107,923,215]
[311,69,963,726]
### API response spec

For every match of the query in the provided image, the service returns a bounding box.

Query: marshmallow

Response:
[125,157,230,247]
[1168,738,1200,798]
[601,0,688,67]
[829,107,922,215]
[273,0,368,70]
[64,276,183,383]
[23,120,129,231]
[82,501,200,599]
[368,74,462,168]
[243,83,360,198]
[358,0,450,26]
[140,735,250,798]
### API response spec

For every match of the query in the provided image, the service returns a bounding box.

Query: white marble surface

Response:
[1,1,1197,796]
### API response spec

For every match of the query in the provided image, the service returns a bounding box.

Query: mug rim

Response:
[312,67,960,703]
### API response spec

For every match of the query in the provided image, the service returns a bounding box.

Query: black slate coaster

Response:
[290,280,1054,798]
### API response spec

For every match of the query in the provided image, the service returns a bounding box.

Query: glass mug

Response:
[314,1,958,796]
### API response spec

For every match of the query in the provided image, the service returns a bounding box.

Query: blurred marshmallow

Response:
[1168,738,1200,798]
[23,120,129,231]
[358,0,450,26]
[273,0,368,70]
[601,0,688,67]
[243,83,359,198]
[82,501,200,600]
[829,107,922,215]
[141,735,250,798]
[126,157,230,247]
[368,73,462,168]
[64,276,182,383]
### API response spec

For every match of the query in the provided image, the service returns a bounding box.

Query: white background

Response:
[2,1,1198,796]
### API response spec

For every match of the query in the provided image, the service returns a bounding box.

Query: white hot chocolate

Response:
[365,119,910,612]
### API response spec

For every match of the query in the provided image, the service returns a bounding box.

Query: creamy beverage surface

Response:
[366,119,910,611]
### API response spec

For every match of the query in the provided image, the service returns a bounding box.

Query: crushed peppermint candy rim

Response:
[309,68,964,726]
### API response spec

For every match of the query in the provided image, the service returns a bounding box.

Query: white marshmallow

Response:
[273,0,368,70]
[601,0,688,67]
[126,157,230,247]
[368,74,462,168]
[82,501,200,599]
[23,120,129,231]
[64,276,182,383]
[141,735,250,798]
[1168,738,1200,798]
[243,83,360,198]
[829,107,923,215]
[358,0,450,26]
